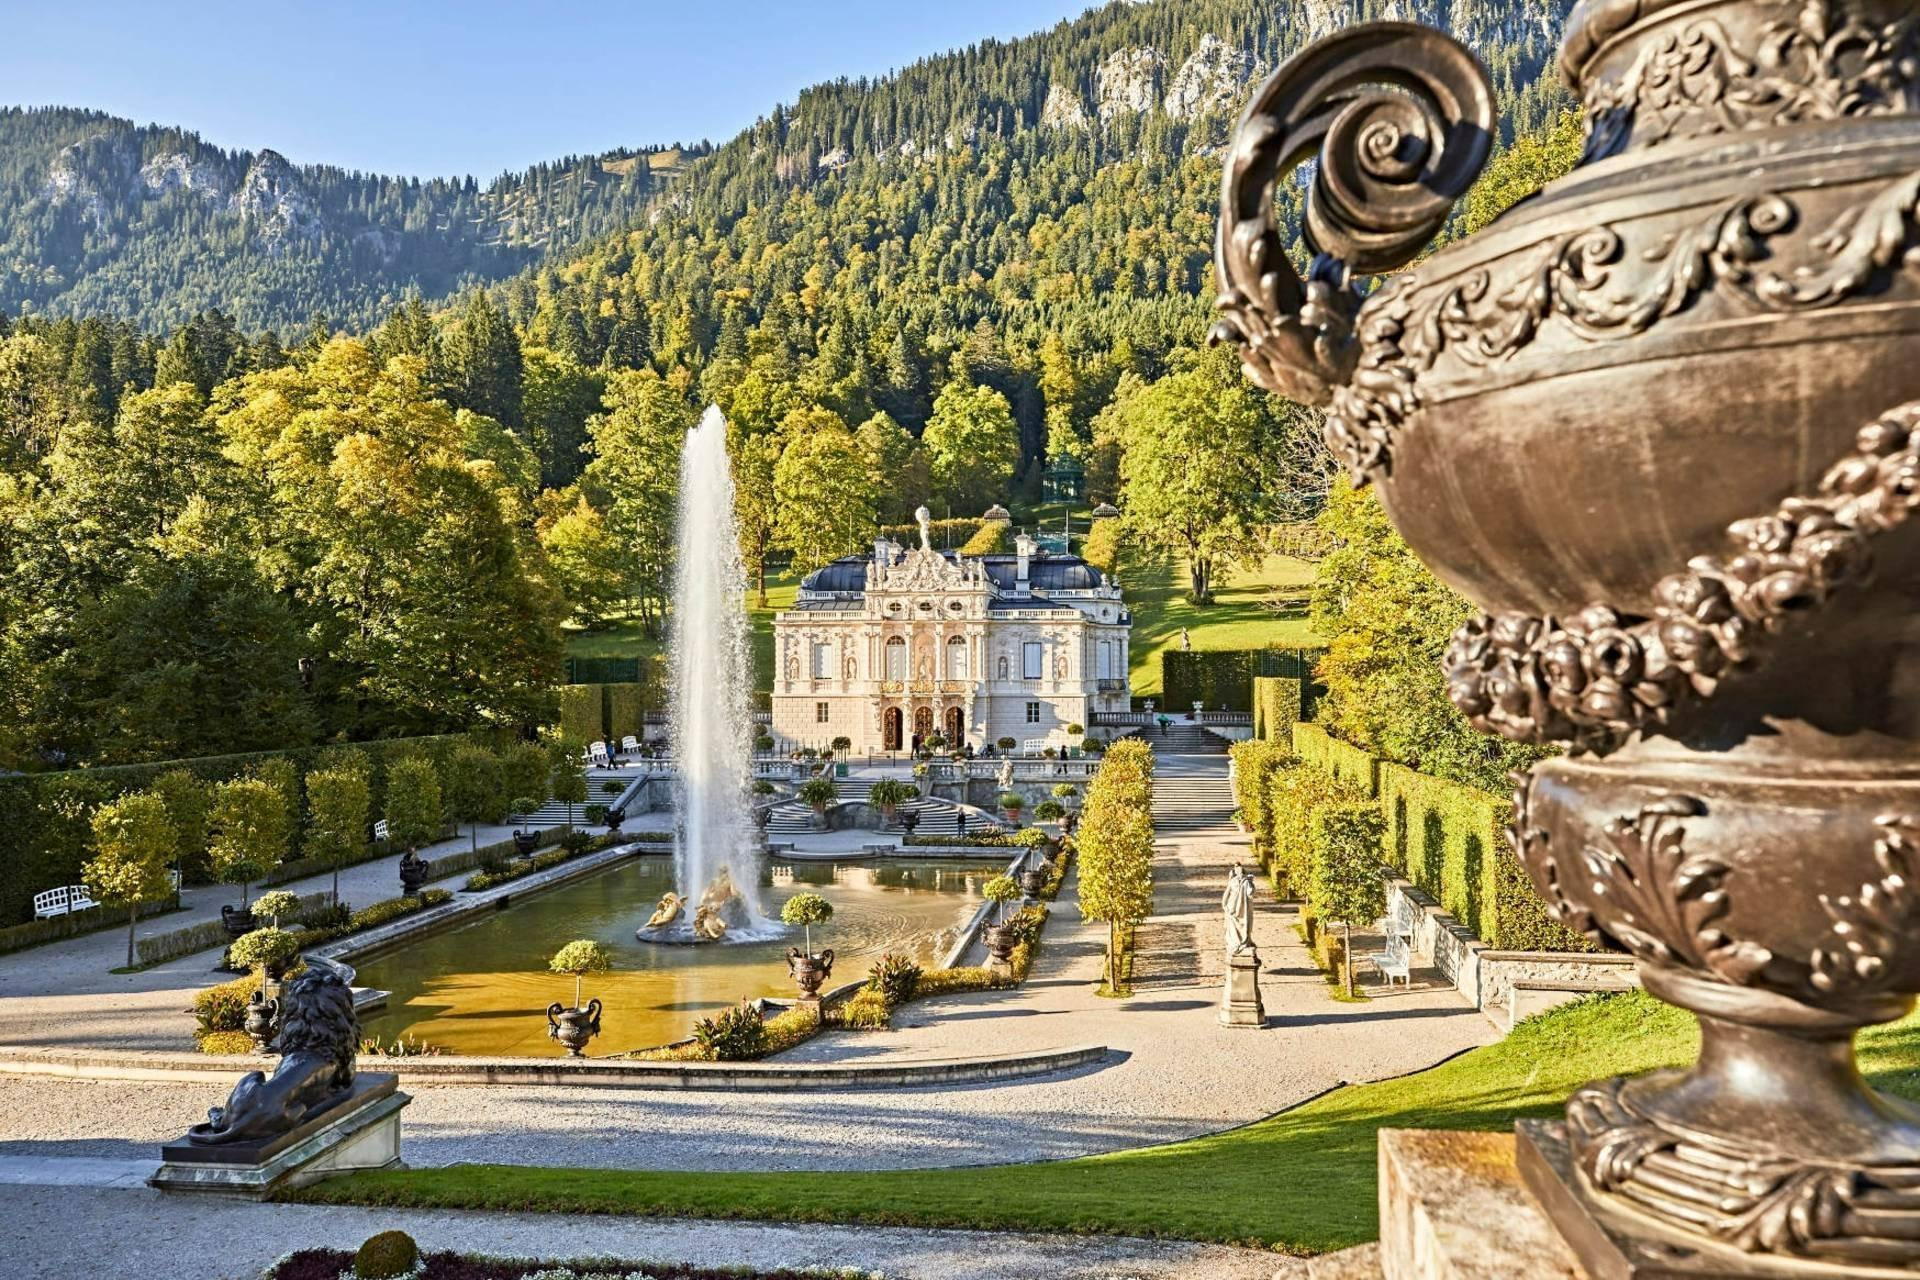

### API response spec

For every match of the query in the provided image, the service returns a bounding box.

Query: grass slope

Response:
[1124,553,1320,698]
[294,993,1920,1254]
[563,571,798,694]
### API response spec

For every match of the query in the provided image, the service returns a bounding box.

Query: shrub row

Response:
[1293,722,1380,797]
[0,893,181,957]
[461,834,616,891]
[295,888,453,950]
[1380,763,1592,952]
[1251,676,1304,744]
[136,890,332,968]
[0,733,475,925]
[1161,646,1326,714]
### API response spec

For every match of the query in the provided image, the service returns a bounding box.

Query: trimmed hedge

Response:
[0,894,182,957]
[0,735,468,926]
[1162,647,1327,715]
[1251,677,1304,743]
[137,890,331,968]
[1380,762,1593,953]
[1267,764,1361,899]
[557,685,604,744]
[1293,722,1378,797]
[1228,739,1293,869]
[607,684,649,741]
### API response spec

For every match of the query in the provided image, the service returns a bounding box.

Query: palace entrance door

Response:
[882,707,903,752]
[912,706,934,749]
[944,706,964,746]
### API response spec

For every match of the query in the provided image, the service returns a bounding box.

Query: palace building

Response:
[770,508,1132,754]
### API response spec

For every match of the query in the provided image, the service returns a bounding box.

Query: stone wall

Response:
[1385,875,1638,1026]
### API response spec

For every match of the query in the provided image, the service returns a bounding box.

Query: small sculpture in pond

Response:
[644,892,685,930]
[693,904,728,940]
[188,969,358,1145]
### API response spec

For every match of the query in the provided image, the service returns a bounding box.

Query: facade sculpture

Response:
[770,506,1132,753]
[1214,4,1920,1272]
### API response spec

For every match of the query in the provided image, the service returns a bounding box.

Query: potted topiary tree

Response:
[868,778,918,825]
[1034,798,1066,826]
[781,891,836,999]
[509,796,542,856]
[999,791,1026,825]
[251,890,300,930]
[545,938,611,1057]
[228,927,300,1053]
[798,776,838,829]
[209,778,292,939]
[996,736,1017,755]
[981,875,1023,969]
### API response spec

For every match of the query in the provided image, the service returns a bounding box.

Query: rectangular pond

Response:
[352,854,1003,1056]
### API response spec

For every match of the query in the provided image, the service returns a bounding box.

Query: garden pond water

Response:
[352,854,1003,1055]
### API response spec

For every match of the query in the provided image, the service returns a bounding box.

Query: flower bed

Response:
[267,1249,881,1280]
[900,829,1047,849]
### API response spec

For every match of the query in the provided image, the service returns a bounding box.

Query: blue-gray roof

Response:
[799,552,1105,596]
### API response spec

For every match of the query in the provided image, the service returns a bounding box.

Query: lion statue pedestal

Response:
[149,967,411,1200]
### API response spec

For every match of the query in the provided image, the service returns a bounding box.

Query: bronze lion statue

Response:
[188,968,359,1146]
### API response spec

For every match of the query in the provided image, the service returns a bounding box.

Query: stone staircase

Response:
[1150,759,1237,834]
[1119,721,1233,754]
[509,767,634,829]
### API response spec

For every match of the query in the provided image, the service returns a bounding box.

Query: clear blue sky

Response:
[1,0,1096,178]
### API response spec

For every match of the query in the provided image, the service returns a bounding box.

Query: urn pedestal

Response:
[1212,2,1920,1272]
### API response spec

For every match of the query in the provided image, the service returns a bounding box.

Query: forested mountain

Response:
[0,0,1580,771]
[0,106,702,331]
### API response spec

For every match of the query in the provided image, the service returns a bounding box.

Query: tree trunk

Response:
[1342,922,1355,998]
[332,861,341,909]
[126,905,137,969]
[1107,920,1118,991]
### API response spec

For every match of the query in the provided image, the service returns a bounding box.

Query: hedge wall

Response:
[1308,802,1388,930]
[1380,762,1594,953]
[1293,722,1379,797]
[1252,677,1304,743]
[557,684,605,743]
[1228,739,1293,870]
[607,684,649,742]
[0,734,467,927]
[1267,763,1362,899]
[1162,651,1256,712]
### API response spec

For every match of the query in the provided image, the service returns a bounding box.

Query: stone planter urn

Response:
[397,851,428,897]
[512,829,539,857]
[786,948,835,1000]
[1214,9,1920,1273]
[982,923,1018,966]
[1018,866,1049,898]
[242,992,279,1055]
[219,905,254,940]
[545,999,601,1057]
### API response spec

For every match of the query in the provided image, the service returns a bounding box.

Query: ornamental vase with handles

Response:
[1213,1,1920,1272]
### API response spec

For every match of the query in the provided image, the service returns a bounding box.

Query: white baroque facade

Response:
[771,511,1131,753]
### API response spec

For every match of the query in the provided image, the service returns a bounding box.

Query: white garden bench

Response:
[620,735,641,755]
[1368,933,1412,988]
[373,819,391,842]
[33,884,99,919]
[588,741,612,767]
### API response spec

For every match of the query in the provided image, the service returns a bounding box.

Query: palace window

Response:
[1097,641,1112,680]
[811,643,831,680]
[886,636,907,679]
[1022,641,1043,680]
[816,702,830,723]
[946,635,968,680]
[1026,702,1042,724]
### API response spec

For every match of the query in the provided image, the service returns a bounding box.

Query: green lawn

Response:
[292,993,1920,1254]
[563,571,799,694]
[1125,553,1320,698]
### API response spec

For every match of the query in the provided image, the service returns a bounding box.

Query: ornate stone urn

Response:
[1215,4,1920,1273]
[397,850,428,897]
[242,991,279,1055]
[545,999,601,1057]
[982,923,1019,966]
[786,947,834,1000]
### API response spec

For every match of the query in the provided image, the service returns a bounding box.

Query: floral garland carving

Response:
[1323,167,1920,484]
[1581,0,1920,162]
[1566,1076,1920,1261]
[1444,399,1920,753]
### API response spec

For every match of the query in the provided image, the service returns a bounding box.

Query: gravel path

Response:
[0,1184,1296,1280]
[0,757,1495,1173]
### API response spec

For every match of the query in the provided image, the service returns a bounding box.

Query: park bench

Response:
[620,735,641,755]
[587,741,612,767]
[373,819,391,843]
[1367,933,1412,988]
[33,884,99,919]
